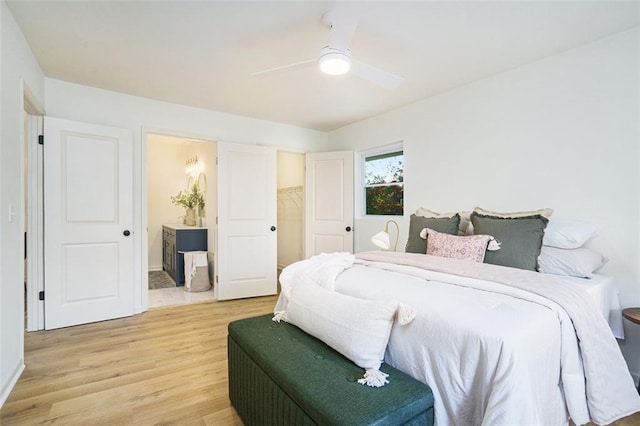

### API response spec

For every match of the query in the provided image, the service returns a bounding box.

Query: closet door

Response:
[305,151,354,256]
[216,142,277,300]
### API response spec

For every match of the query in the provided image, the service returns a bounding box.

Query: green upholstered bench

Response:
[228,314,434,426]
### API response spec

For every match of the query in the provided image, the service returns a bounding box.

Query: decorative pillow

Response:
[405,213,460,253]
[415,207,455,218]
[538,246,607,278]
[276,279,414,387]
[415,207,472,235]
[425,228,494,262]
[471,210,549,271]
[459,211,473,236]
[473,206,554,219]
[543,220,599,249]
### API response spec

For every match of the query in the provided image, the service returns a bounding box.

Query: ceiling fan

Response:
[252,7,405,90]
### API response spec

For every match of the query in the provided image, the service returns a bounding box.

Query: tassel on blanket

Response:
[397,303,416,325]
[272,311,288,323]
[357,369,390,387]
[487,239,501,251]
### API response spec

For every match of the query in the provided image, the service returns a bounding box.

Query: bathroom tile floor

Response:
[148,286,216,309]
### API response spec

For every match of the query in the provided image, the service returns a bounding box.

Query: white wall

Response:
[0,0,45,407]
[277,151,305,268]
[44,78,328,314]
[148,137,188,270]
[328,28,640,378]
[277,151,305,189]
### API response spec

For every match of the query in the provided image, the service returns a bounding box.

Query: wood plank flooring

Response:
[2,295,639,425]
[1,296,277,425]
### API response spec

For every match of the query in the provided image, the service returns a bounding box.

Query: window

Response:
[362,146,403,215]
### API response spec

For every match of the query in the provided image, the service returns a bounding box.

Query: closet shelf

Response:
[278,186,303,209]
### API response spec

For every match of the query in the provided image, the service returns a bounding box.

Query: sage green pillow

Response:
[405,214,460,253]
[470,212,549,271]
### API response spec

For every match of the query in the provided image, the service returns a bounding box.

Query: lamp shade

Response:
[371,220,400,251]
[371,231,391,250]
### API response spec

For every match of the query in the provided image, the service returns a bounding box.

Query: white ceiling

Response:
[6,1,639,132]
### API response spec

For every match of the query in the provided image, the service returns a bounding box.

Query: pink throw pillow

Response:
[426,228,493,262]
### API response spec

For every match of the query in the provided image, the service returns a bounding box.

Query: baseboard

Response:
[0,360,25,408]
[148,265,163,272]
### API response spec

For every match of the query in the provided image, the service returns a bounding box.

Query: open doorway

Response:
[145,141,305,307]
[276,151,305,277]
[146,134,217,309]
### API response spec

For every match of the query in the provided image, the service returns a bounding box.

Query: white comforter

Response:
[276,251,640,426]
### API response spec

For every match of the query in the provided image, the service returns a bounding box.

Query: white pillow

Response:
[277,279,414,387]
[538,246,607,278]
[543,220,599,249]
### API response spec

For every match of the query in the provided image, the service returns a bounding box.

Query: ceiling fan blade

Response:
[351,59,405,90]
[251,59,316,77]
[325,5,360,52]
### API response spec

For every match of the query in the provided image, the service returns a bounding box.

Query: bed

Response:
[274,209,640,426]
[565,273,624,339]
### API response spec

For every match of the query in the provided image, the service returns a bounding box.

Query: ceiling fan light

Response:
[319,52,351,75]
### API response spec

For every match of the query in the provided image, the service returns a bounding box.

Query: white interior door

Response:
[305,151,354,256]
[44,117,134,330]
[216,142,277,300]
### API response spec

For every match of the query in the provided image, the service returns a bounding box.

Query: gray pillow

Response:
[405,214,460,253]
[470,212,549,271]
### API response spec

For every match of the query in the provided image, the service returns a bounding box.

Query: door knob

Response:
[270,226,276,231]
[123,230,131,236]
[345,226,352,232]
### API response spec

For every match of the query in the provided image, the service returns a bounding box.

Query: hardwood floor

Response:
[3,294,640,425]
[1,296,277,425]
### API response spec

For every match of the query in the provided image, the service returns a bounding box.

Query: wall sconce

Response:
[371,220,400,251]
[185,156,200,176]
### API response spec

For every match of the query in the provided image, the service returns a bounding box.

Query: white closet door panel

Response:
[305,151,354,257]
[217,142,277,300]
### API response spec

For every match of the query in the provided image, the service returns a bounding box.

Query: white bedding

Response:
[561,273,624,338]
[336,264,570,425]
[276,252,640,426]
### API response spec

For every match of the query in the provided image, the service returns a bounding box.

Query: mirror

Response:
[197,173,206,194]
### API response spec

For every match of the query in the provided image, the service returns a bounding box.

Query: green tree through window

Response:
[364,150,403,215]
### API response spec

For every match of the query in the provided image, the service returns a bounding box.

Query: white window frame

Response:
[359,143,404,217]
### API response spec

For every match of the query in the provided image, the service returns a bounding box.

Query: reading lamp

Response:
[371,220,400,251]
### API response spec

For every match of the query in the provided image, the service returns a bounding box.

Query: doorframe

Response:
[23,83,45,331]
[140,127,217,311]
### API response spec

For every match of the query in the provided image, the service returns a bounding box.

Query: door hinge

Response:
[216,275,218,283]
[39,291,45,301]
[216,157,218,165]
[38,135,44,145]
[216,216,218,224]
